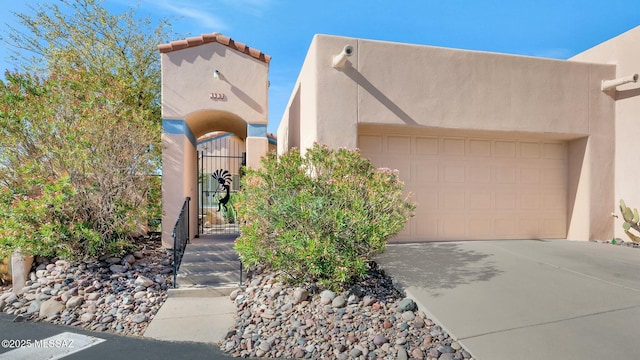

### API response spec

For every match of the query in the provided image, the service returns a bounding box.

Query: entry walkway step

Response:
[175,233,245,292]
[144,233,242,344]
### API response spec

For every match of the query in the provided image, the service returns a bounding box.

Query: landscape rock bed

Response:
[222,264,474,360]
[0,236,172,337]
[0,238,481,359]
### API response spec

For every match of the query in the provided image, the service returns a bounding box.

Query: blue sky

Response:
[2,0,640,134]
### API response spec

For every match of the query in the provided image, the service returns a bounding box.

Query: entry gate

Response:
[197,136,245,235]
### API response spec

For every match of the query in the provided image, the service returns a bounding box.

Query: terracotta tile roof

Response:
[158,32,271,64]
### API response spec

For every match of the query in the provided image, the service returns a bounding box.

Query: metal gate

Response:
[197,135,245,235]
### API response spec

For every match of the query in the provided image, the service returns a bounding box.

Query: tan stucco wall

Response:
[161,42,268,125]
[565,64,616,241]
[277,84,300,154]
[312,34,613,140]
[161,133,197,247]
[279,34,616,241]
[571,26,640,241]
[244,136,267,169]
[278,40,320,155]
[10,250,33,295]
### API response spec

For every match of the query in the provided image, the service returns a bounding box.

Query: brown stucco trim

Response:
[158,32,272,64]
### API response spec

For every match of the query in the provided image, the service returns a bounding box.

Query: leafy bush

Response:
[235,144,415,289]
[0,70,159,259]
[0,0,170,259]
[0,171,79,258]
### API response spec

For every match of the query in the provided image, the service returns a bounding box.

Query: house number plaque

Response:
[210,92,225,100]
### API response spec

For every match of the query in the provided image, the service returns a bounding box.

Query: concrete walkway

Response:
[144,233,242,344]
[376,240,640,360]
[143,288,236,344]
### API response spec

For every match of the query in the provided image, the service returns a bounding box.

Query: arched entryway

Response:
[187,110,254,237]
[162,111,270,247]
[197,128,277,236]
[158,33,271,247]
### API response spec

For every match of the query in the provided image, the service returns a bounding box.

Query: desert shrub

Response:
[0,70,158,259]
[0,0,170,259]
[235,144,415,289]
[0,170,96,259]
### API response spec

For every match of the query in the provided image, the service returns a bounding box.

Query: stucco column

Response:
[161,120,197,248]
[566,65,615,241]
[246,124,269,169]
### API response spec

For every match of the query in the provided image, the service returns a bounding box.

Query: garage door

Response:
[358,128,567,241]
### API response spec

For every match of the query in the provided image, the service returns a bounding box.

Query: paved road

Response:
[0,313,235,360]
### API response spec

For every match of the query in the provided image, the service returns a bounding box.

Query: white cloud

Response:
[151,0,228,30]
[107,0,275,32]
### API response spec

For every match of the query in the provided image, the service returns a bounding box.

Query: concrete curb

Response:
[168,286,239,298]
[403,286,478,359]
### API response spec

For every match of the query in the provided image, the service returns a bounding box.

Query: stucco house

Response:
[278,26,640,243]
[159,26,640,246]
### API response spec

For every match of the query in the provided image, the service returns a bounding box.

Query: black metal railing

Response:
[172,197,190,288]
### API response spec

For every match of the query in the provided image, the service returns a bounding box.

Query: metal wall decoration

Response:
[212,169,232,212]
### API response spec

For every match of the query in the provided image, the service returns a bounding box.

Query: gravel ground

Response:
[221,263,474,360]
[0,236,173,337]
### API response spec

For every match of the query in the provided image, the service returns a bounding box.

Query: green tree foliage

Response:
[235,144,416,289]
[0,70,160,258]
[0,0,172,258]
[3,0,169,124]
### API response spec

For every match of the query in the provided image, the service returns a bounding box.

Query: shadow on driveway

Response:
[375,242,502,297]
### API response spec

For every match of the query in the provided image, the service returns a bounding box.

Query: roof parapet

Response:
[158,32,271,64]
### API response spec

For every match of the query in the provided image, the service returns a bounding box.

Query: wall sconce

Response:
[213,69,220,80]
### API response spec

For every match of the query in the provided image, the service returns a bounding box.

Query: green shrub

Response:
[0,70,159,259]
[0,0,169,260]
[0,170,88,259]
[235,144,415,289]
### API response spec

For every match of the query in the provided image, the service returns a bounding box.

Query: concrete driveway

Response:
[376,240,640,360]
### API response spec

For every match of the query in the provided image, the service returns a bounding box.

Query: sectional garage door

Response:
[358,127,568,241]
